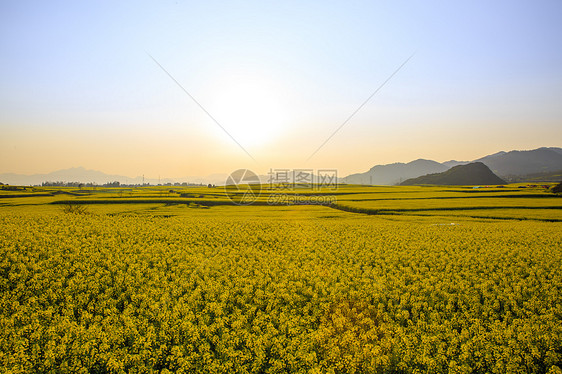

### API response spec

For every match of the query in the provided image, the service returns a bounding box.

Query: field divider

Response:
[330,203,562,215]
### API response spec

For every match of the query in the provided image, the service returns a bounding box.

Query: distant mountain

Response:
[546,147,562,156]
[442,160,470,168]
[475,147,562,177]
[3,147,561,186]
[400,162,506,186]
[344,147,562,185]
[0,167,132,186]
[344,159,448,185]
[0,167,228,186]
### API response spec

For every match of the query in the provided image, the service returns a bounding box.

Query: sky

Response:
[1,0,561,179]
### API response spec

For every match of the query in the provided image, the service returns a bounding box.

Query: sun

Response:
[205,72,289,147]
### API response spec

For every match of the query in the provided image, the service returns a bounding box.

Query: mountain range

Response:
[344,159,449,185]
[0,167,229,186]
[474,147,562,176]
[344,147,562,185]
[1,147,561,186]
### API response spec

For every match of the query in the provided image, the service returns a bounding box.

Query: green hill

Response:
[344,159,448,185]
[400,162,506,186]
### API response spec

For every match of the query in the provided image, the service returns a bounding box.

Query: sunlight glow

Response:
[205,72,290,147]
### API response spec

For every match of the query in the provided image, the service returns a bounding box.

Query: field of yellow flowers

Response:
[1,194,561,373]
[1,184,561,372]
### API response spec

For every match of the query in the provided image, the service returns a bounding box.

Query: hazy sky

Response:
[1,0,561,178]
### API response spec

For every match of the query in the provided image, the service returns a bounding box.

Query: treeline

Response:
[0,185,28,191]
[41,181,121,187]
[41,181,208,187]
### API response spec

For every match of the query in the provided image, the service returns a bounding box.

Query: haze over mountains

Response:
[474,147,562,176]
[344,147,562,185]
[344,159,449,185]
[0,167,229,186]
[1,147,561,186]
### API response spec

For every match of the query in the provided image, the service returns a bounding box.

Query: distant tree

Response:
[61,203,88,214]
[552,182,562,194]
